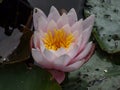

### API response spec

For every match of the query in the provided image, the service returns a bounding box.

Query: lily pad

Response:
[0,63,61,90]
[62,51,120,90]
[85,0,120,53]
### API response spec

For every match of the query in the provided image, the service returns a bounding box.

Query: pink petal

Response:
[33,31,40,49]
[39,29,45,38]
[54,54,71,67]
[84,43,95,62]
[83,15,95,30]
[70,43,95,64]
[47,20,57,31]
[62,60,85,72]
[67,44,79,58]
[67,8,78,26]
[61,44,95,72]
[48,6,60,22]
[38,16,48,32]
[72,31,82,46]
[73,42,92,62]
[78,25,93,52]
[33,8,47,31]
[71,19,83,33]
[32,49,53,69]
[48,70,65,84]
[76,34,82,46]
[43,49,57,62]
[54,48,67,57]
[72,31,79,38]
[57,13,68,29]
[62,24,71,33]
[40,40,45,53]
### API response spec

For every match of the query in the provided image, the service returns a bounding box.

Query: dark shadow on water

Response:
[0,0,32,36]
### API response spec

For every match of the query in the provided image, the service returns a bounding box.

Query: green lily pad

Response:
[0,63,61,90]
[62,51,120,90]
[85,0,120,53]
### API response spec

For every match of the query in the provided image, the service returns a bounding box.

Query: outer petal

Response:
[70,43,95,64]
[33,31,40,49]
[57,13,69,28]
[48,6,60,22]
[84,43,95,61]
[67,44,79,58]
[48,70,65,84]
[75,34,82,46]
[62,61,85,72]
[32,49,53,69]
[60,44,95,72]
[72,42,92,62]
[83,15,95,30]
[33,8,47,31]
[78,25,93,52]
[71,19,83,33]
[38,16,48,32]
[40,39,46,53]
[67,8,77,26]
[72,31,82,44]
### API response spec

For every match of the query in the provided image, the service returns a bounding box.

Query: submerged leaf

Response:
[6,31,33,64]
[0,63,61,90]
[0,28,22,63]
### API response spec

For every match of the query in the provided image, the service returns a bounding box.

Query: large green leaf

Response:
[0,63,61,90]
[62,51,120,90]
[85,0,120,54]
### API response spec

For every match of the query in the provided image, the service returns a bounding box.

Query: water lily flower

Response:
[31,6,95,84]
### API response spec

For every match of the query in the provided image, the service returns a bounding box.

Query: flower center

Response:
[42,29,74,50]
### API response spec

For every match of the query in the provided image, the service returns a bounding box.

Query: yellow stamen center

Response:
[42,29,74,50]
